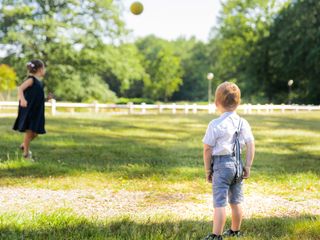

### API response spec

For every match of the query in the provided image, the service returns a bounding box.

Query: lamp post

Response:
[207,73,214,104]
[288,79,294,104]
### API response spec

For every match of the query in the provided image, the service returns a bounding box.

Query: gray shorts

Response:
[212,155,243,208]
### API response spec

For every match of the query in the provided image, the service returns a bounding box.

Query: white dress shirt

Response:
[202,112,254,156]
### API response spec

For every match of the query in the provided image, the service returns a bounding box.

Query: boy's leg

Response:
[213,207,226,235]
[230,203,243,231]
[226,181,244,235]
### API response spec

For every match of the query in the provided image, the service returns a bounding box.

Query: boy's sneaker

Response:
[223,229,242,237]
[203,233,223,240]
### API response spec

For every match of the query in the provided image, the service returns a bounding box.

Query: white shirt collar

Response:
[220,111,236,118]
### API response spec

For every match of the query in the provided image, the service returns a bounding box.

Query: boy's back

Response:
[203,112,254,156]
[202,82,255,240]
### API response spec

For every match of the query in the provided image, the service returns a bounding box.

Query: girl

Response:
[13,60,46,160]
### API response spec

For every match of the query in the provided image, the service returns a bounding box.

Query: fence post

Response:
[257,104,261,114]
[193,103,197,114]
[281,104,285,113]
[184,104,188,114]
[248,104,252,114]
[208,104,212,114]
[266,104,270,113]
[172,103,176,114]
[51,99,56,116]
[93,101,99,113]
[141,102,146,114]
[158,104,163,114]
[127,102,133,114]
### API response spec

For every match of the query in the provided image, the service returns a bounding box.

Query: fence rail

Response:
[0,100,319,116]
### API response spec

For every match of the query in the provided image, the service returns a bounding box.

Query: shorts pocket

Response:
[213,166,236,185]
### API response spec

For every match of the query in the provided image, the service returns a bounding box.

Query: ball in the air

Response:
[130,2,144,15]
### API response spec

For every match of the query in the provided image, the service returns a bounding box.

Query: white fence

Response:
[0,100,319,116]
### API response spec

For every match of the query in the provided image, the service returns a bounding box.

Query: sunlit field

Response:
[0,112,319,239]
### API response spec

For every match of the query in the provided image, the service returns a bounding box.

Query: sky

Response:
[122,0,221,42]
[0,0,221,57]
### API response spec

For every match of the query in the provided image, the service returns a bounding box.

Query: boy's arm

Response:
[243,141,255,179]
[203,144,213,183]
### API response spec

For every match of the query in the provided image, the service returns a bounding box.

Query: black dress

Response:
[13,76,46,134]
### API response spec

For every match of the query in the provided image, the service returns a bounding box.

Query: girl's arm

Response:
[18,78,33,107]
[243,141,255,179]
[203,144,213,183]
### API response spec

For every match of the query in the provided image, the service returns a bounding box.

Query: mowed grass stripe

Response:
[0,113,319,197]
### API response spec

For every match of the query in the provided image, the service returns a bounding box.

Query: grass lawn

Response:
[0,112,319,239]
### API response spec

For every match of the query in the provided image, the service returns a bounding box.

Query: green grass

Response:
[0,211,319,240]
[0,112,320,239]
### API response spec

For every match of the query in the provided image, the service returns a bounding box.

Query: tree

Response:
[251,0,320,104]
[0,0,124,102]
[210,0,289,103]
[172,40,215,101]
[98,44,148,98]
[136,35,183,101]
[0,64,17,100]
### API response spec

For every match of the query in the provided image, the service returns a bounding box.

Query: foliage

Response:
[172,40,215,101]
[0,0,319,104]
[136,35,183,102]
[0,0,123,102]
[116,97,154,104]
[249,0,320,104]
[0,64,16,91]
[0,64,17,100]
[99,43,148,97]
[209,0,289,103]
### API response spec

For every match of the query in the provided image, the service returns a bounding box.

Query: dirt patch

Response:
[0,187,319,220]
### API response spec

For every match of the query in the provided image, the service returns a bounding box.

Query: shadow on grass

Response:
[0,213,319,240]
[0,116,203,179]
[0,114,320,180]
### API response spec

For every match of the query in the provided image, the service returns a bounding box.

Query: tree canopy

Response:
[0,0,318,104]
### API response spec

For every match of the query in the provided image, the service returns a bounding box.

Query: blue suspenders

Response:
[233,118,243,183]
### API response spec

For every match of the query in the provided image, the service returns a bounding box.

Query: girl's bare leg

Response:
[23,130,35,157]
[21,132,38,151]
[32,132,38,140]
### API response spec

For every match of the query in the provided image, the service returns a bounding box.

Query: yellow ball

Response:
[130,2,144,15]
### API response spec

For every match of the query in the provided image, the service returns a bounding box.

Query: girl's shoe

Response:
[23,151,34,162]
[203,234,223,240]
[223,229,242,237]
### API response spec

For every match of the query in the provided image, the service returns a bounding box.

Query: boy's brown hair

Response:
[215,82,241,111]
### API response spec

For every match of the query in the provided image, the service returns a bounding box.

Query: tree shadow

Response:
[0,116,203,179]
[0,114,319,180]
[0,213,318,240]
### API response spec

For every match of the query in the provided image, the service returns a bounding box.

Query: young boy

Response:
[202,82,255,240]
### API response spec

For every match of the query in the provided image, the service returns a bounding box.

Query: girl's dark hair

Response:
[26,59,45,74]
